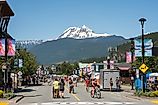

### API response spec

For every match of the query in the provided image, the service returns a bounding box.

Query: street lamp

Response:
[130,38,134,90]
[0,1,14,93]
[139,17,146,93]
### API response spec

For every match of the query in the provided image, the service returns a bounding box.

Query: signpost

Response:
[139,63,149,91]
[139,63,149,73]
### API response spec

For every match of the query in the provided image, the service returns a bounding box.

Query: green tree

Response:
[16,49,38,76]
[56,62,79,75]
[133,56,158,72]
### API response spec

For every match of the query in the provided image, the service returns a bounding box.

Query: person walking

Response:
[53,78,59,98]
[68,77,74,93]
[85,76,90,92]
[115,77,119,91]
[59,78,65,98]
[109,78,113,91]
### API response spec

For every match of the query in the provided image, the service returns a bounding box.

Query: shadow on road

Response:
[29,84,43,86]
[100,89,124,92]
[52,96,71,99]
[24,94,42,97]
[20,88,36,92]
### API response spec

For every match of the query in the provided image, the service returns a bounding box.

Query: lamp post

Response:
[139,18,146,93]
[0,1,14,93]
[130,38,134,90]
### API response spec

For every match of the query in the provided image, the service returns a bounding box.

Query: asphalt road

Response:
[16,82,155,105]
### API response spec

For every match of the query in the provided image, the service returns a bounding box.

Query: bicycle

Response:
[90,86,101,99]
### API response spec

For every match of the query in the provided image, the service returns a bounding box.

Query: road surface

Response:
[14,82,155,105]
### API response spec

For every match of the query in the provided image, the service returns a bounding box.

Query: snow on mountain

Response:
[16,40,43,49]
[57,25,112,39]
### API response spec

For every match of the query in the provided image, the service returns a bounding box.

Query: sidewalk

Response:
[9,85,38,104]
[119,85,144,100]
[0,87,24,105]
[0,84,41,105]
[121,85,135,93]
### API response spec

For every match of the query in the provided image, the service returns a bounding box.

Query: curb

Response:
[125,95,142,100]
[14,95,24,103]
[7,95,16,100]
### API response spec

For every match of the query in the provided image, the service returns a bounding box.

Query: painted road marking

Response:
[151,100,158,104]
[41,102,135,105]
[0,102,9,105]
[16,102,136,105]
[22,103,38,105]
[65,86,80,101]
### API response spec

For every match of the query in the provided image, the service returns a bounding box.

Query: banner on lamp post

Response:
[7,39,15,56]
[126,52,136,63]
[0,39,5,56]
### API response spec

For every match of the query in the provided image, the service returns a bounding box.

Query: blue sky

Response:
[7,0,158,40]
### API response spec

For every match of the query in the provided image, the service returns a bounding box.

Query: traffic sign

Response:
[139,63,149,73]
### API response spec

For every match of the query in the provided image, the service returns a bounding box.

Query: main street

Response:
[13,82,155,105]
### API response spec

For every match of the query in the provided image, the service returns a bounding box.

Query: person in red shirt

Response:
[85,77,90,92]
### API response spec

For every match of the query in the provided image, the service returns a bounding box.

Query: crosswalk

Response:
[20,101,136,105]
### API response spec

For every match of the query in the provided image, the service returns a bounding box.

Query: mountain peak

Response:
[57,25,111,39]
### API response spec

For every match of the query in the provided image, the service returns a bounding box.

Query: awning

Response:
[149,73,158,77]
[118,67,131,71]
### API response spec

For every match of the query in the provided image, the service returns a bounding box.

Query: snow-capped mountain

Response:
[57,25,112,39]
[16,40,43,49]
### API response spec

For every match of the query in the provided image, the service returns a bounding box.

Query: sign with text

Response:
[135,49,152,57]
[134,39,153,50]
[134,39,153,57]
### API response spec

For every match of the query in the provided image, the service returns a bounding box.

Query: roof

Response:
[0,1,14,16]
[115,63,131,71]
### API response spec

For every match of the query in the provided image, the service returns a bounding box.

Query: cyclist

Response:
[91,78,97,97]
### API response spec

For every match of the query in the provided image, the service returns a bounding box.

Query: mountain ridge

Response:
[29,35,127,64]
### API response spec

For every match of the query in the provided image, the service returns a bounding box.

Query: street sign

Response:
[135,49,152,57]
[134,39,153,57]
[139,63,149,73]
[134,39,153,49]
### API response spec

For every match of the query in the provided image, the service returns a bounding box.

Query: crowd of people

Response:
[51,74,122,99]
[52,76,78,98]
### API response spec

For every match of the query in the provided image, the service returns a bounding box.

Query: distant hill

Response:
[29,36,127,64]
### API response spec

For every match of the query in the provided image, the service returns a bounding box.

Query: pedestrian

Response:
[59,78,65,98]
[109,78,113,91]
[73,77,77,87]
[131,76,134,90]
[53,78,59,98]
[68,77,74,93]
[32,76,35,85]
[36,76,38,85]
[85,76,90,92]
[118,77,121,89]
[115,77,119,91]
